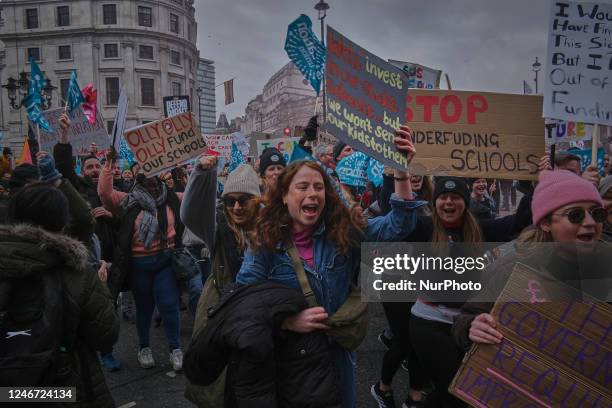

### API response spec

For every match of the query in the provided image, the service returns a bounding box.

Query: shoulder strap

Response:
[286,243,318,308]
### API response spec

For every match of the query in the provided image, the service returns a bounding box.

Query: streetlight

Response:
[196,86,204,132]
[532,57,542,94]
[2,70,56,110]
[314,0,329,129]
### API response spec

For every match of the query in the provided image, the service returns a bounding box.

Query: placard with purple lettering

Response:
[325,27,408,171]
[543,1,612,125]
[450,263,612,407]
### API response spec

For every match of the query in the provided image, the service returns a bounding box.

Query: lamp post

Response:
[196,86,204,133]
[532,57,542,95]
[2,70,56,110]
[314,0,329,129]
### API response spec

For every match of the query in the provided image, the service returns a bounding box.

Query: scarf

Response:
[120,182,168,249]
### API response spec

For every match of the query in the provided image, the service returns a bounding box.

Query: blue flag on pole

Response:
[25,58,53,132]
[229,142,246,172]
[66,70,85,112]
[119,137,136,166]
[284,14,326,95]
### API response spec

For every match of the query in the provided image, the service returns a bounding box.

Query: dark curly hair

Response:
[250,161,366,254]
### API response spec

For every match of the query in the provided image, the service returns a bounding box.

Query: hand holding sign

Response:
[59,113,71,144]
[394,125,416,166]
[469,313,503,345]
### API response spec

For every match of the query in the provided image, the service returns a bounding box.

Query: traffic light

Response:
[283,127,291,136]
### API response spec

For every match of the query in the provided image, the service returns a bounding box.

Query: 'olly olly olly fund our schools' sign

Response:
[451,263,612,407]
[406,90,545,180]
[124,111,205,176]
[325,27,408,171]
[543,1,612,125]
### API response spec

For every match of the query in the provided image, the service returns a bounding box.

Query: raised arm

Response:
[97,150,126,214]
[180,155,218,252]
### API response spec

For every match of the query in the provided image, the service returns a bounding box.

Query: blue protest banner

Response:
[66,70,85,112]
[336,152,370,188]
[284,14,326,95]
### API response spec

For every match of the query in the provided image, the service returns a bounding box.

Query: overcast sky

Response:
[195,0,554,122]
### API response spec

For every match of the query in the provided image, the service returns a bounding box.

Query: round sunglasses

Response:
[552,207,608,224]
[222,194,254,207]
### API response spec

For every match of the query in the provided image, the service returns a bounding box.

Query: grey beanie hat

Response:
[599,175,612,197]
[222,164,261,197]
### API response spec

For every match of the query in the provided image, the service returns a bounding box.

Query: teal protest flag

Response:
[25,58,53,132]
[66,70,85,112]
[29,58,45,96]
[229,142,246,172]
[284,14,326,95]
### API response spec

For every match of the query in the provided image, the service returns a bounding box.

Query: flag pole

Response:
[591,124,599,169]
[36,124,41,150]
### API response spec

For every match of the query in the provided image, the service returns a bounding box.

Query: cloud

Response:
[196,0,550,122]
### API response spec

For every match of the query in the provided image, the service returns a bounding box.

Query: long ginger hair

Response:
[250,161,366,254]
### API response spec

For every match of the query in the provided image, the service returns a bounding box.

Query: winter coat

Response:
[0,224,119,407]
[53,143,118,260]
[184,281,341,408]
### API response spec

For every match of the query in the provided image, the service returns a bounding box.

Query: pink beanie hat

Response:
[532,170,603,226]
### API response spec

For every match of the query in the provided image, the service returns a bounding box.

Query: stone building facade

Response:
[0,0,203,152]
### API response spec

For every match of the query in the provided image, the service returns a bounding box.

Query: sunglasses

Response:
[222,195,253,207]
[552,207,608,224]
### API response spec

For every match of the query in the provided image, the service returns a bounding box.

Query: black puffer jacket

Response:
[0,224,119,407]
[184,282,341,408]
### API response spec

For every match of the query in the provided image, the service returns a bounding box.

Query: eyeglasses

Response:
[552,207,608,224]
[222,195,254,207]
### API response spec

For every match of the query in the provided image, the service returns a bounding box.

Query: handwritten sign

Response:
[405,90,545,180]
[543,1,612,125]
[34,107,110,155]
[545,119,593,144]
[256,137,300,159]
[388,59,441,89]
[203,134,233,158]
[124,111,205,176]
[450,263,612,407]
[325,27,408,171]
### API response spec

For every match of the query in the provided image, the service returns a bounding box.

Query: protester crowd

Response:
[0,111,611,408]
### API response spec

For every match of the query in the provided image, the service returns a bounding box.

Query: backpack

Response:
[0,270,72,386]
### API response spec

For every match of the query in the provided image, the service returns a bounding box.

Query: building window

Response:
[25,9,39,29]
[27,48,41,62]
[57,6,70,27]
[170,50,181,65]
[106,77,120,105]
[141,78,155,106]
[169,13,180,34]
[103,43,119,59]
[138,45,154,60]
[170,0,183,4]
[187,23,193,41]
[172,82,182,96]
[187,57,193,72]
[103,4,117,25]
[58,45,71,60]
[138,6,152,27]
[60,78,70,103]
[107,121,115,135]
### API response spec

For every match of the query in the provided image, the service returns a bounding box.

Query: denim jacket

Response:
[236,194,426,315]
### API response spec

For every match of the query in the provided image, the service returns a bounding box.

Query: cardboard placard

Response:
[124,112,205,176]
[325,26,408,171]
[543,1,612,126]
[450,263,612,407]
[34,107,110,155]
[406,90,545,180]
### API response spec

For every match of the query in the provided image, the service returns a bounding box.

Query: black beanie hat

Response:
[8,164,40,191]
[333,142,347,162]
[8,182,69,232]
[433,177,470,206]
[259,147,286,175]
